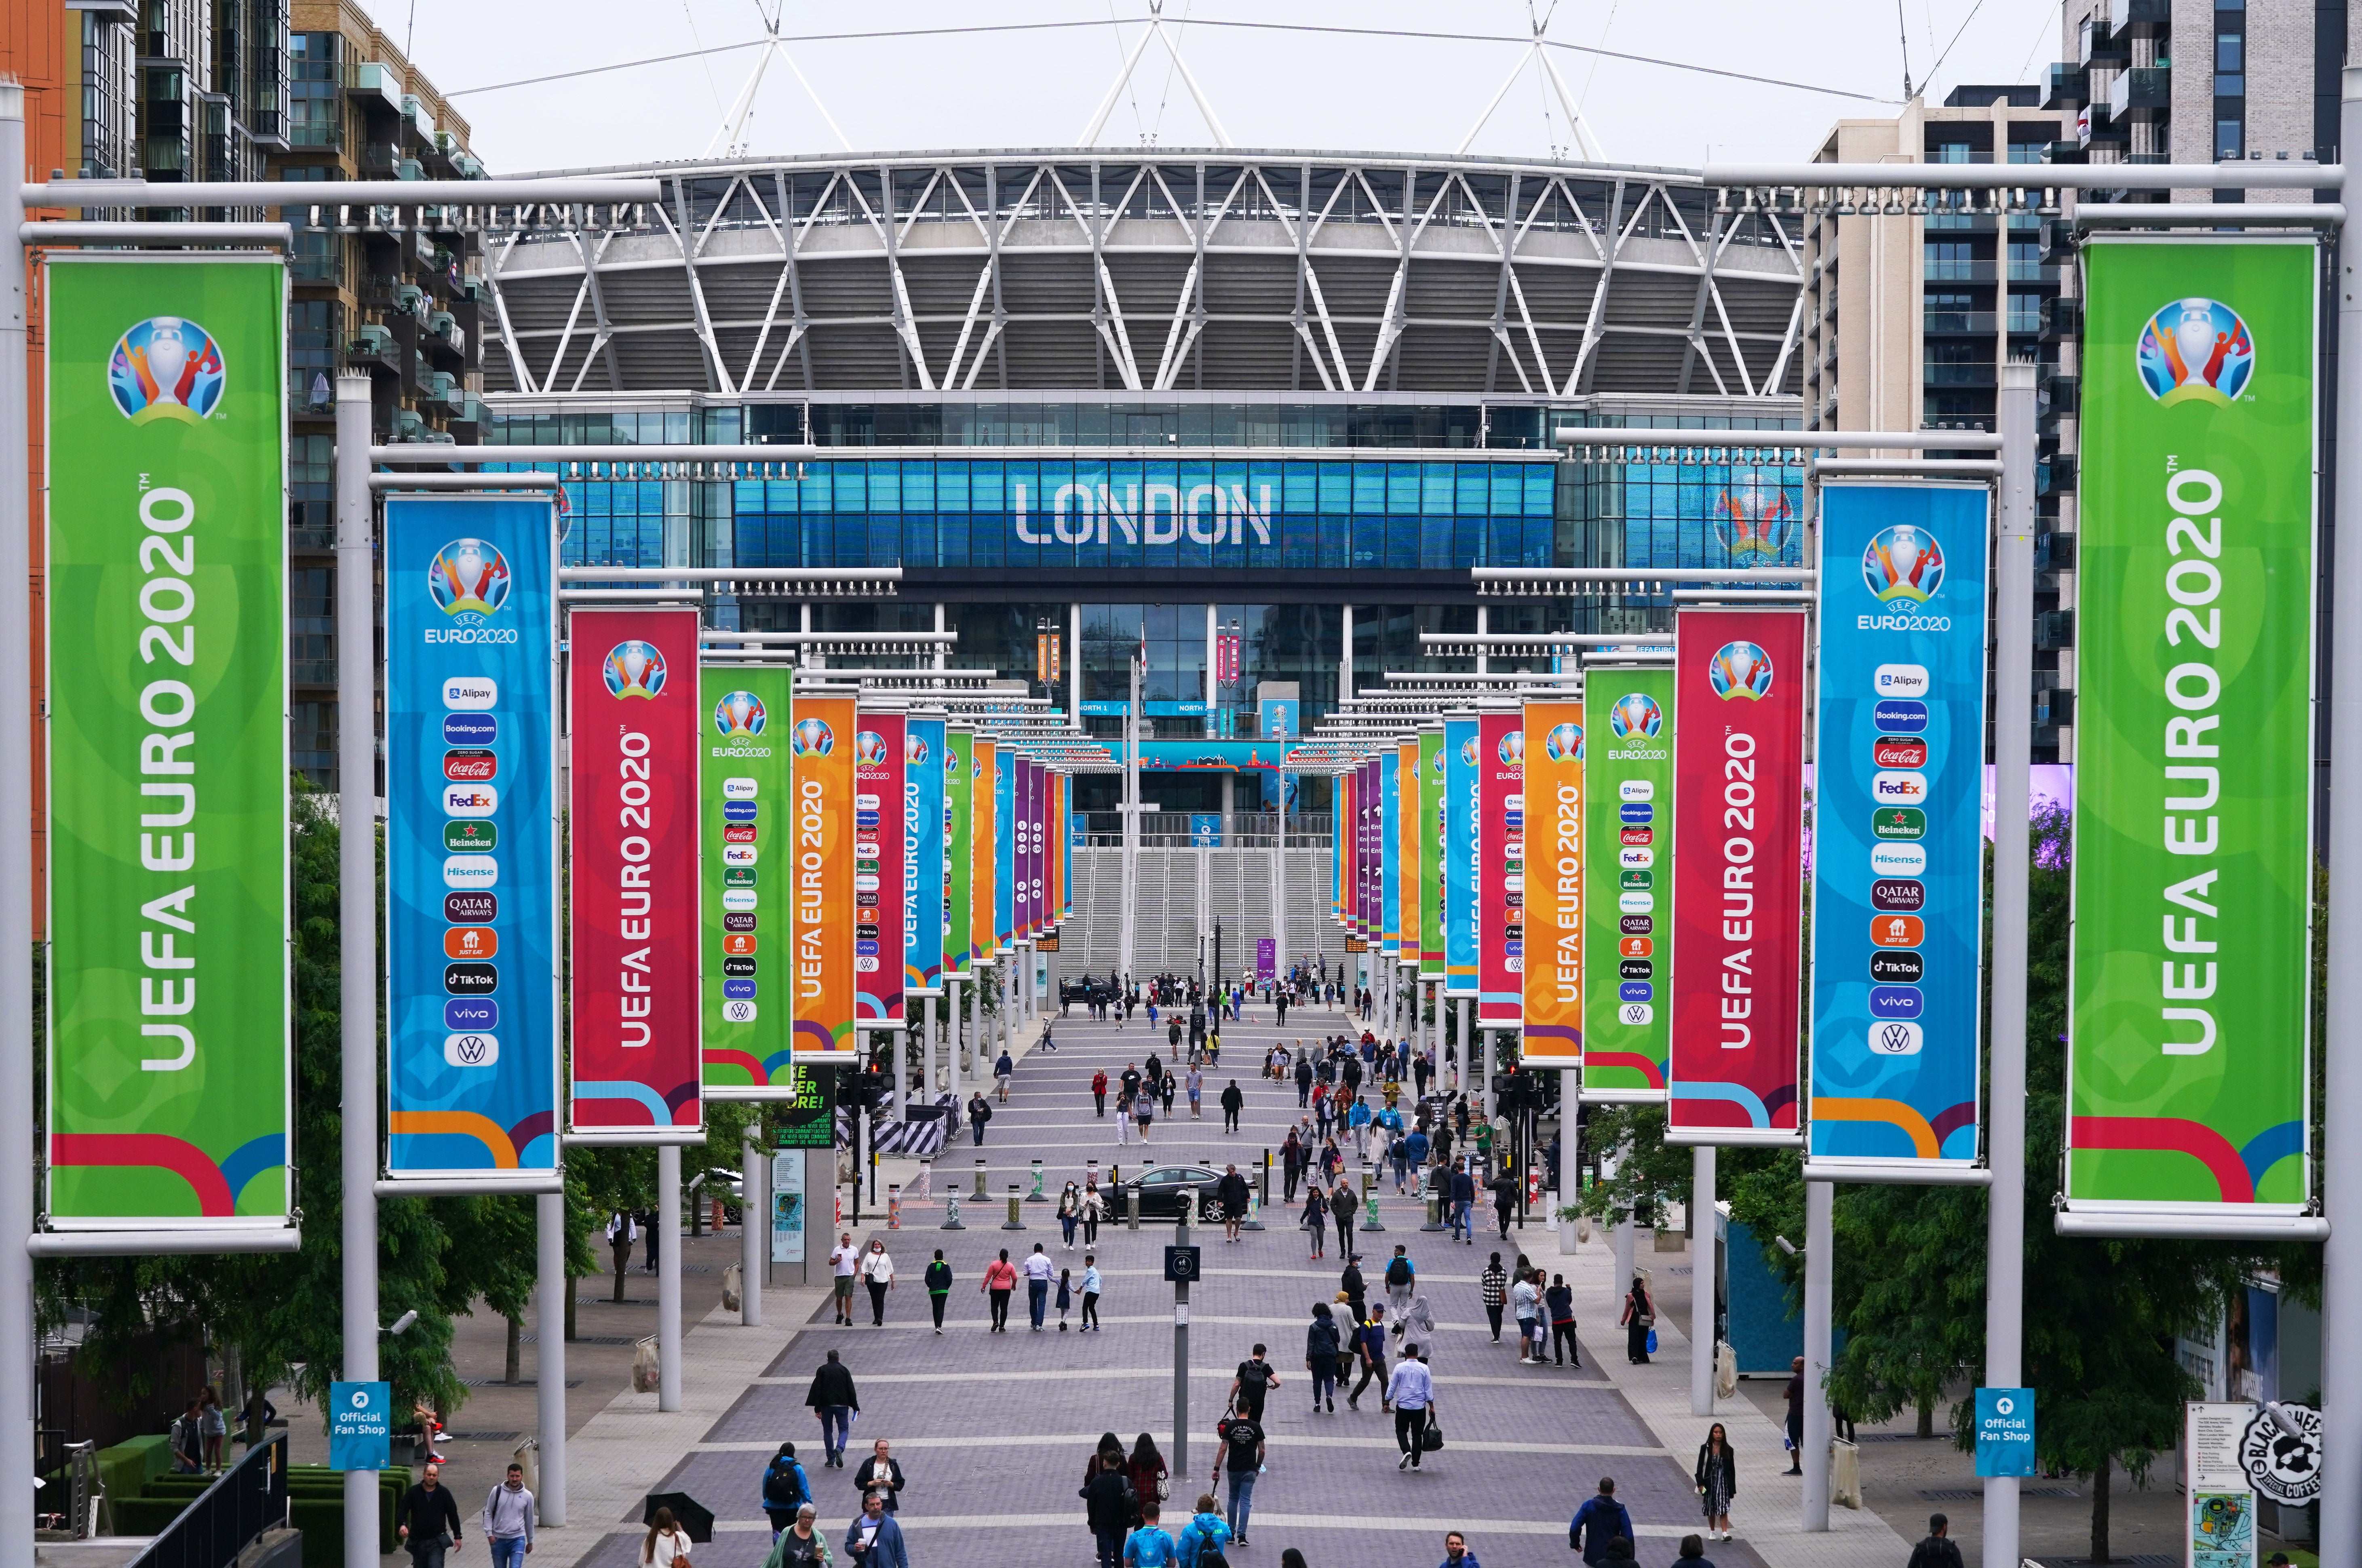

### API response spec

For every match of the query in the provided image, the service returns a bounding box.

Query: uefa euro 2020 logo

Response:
[713,690,766,738]
[427,539,511,619]
[1711,476,1797,563]
[1459,737,1478,767]
[603,641,666,700]
[792,717,834,757]
[1608,692,1663,741]
[2137,297,2255,406]
[1707,641,1775,702]
[856,730,888,766]
[1544,722,1584,762]
[109,316,226,424]
[1497,731,1525,766]
[906,732,931,766]
[1862,524,1946,605]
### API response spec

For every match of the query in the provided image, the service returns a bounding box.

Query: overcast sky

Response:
[384,0,2065,175]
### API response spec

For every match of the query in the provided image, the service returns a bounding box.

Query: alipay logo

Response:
[1873,664,1930,698]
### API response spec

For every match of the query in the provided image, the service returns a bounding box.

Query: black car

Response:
[1121,1164,1237,1221]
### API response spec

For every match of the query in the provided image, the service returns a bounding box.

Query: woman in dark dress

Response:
[1620,1272,1655,1364]
[1694,1421,1736,1541]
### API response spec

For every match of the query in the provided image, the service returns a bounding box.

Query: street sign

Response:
[1163,1245,1202,1283]
[328,1380,391,1471]
[1973,1387,2035,1477]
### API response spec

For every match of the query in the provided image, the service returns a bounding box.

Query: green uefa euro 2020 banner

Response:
[2069,238,2316,1229]
[46,258,291,1232]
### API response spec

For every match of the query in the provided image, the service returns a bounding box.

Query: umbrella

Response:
[642,1492,715,1544]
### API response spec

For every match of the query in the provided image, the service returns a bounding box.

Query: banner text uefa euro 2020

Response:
[571,609,702,1136]
[1521,700,1581,1066]
[1397,741,1421,965]
[1668,609,1807,1145]
[46,259,293,1227]
[2067,238,2316,1224]
[904,717,946,994]
[1580,669,1674,1100]
[854,710,906,1028]
[1809,484,1991,1176]
[702,663,796,1095]
[793,693,857,1056]
[1419,727,1447,978]
[1444,717,1480,995]
[944,727,973,977]
[1478,711,1524,1026]
[384,498,559,1178]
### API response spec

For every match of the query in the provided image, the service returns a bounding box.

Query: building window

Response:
[2215,7,2246,160]
[1924,241,1980,280]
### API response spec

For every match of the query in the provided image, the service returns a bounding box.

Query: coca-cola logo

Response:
[1872,737,1928,769]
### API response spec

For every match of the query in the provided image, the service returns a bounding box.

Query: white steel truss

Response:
[478,150,1804,399]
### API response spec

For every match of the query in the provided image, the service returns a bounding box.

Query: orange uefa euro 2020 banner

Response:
[971,738,998,966]
[792,692,856,1056]
[1521,699,1583,1064]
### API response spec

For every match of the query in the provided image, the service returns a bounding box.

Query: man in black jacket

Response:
[1905,1513,1966,1568]
[805,1349,860,1468]
[1216,1164,1253,1241]
[396,1463,463,1567]
[1219,1080,1244,1134]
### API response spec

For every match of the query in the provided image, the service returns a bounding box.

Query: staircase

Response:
[1051,847,1336,980]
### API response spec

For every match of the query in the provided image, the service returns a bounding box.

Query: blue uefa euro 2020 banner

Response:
[905,717,946,995]
[383,497,561,1179]
[1807,484,1991,1178]
[1444,716,1480,995]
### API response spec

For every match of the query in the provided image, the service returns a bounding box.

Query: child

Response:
[1081,1254,1103,1332]
[1057,1267,1074,1331]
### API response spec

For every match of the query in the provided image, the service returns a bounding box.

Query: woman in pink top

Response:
[981,1249,1019,1333]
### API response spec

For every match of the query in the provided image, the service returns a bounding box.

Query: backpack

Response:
[1308,1319,1339,1360]
[1238,1360,1272,1391]
[763,1459,808,1510]
[1385,1257,1413,1288]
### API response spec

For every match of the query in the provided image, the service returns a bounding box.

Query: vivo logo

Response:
[1618,981,1653,1003]
[1867,985,1923,1020]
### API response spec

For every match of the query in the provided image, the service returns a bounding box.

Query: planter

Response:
[1558,1219,1580,1254]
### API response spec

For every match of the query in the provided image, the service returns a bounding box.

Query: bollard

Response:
[1421,1167,1446,1233]
[1361,1171,1385,1232]
[1003,1184,1025,1231]
[1087,1158,1101,1191]
[888,1183,902,1230]
[1259,1151,1272,1208]
[1127,1182,1141,1230]
[941,1191,965,1231]
[1028,1158,1048,1201]
[973,1159,989,1199]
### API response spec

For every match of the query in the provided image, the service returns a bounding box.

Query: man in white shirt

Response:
[829,1233,861,1326]
[1021,1243,1056,1331]
[1387,1347,1436,1470]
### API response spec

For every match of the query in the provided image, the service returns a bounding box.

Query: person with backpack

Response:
[1173,1493,1232,1568]
[760,1443,811,1538]
[1383,1245,1417,1326]
[1229,1346,1279,1420]
[1568,1477,1636,1565]
[1348,1302,1389,1410]
[1304,1303,1341,1414]
[1123,1501,1177,1568]
[1210,1404,1264,1546]
[924,1250,952,1334]
[1905,1513,1965,1568]
[1082,1439,1139,1568]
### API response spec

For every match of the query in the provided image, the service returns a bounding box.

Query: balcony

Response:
[2035,610,2077,651]
[289,120,341,151]
[2038,455,2078,497]
[2035,686,2076,727]
[2044,140,2086,163]
[291,658,338,687]
[1924,258,2001,282]
[2111,0,2169,38]
[1924,361,1997,387]
[1924,310,1999,335]
[348,62,401,109]
[360,141,399,175]
[2035,531,2077,572]
[2110,66,2170,124]
[2079,14,2129,64]
[2009,259,2061,283]
[2041,296,2081,340]
[2039,371,2080,414]
[2044,63,2090,110]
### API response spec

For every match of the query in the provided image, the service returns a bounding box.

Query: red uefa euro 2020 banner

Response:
[854,710,905,1030]
[569,608,703,1137]
[1667,608,1807,1145]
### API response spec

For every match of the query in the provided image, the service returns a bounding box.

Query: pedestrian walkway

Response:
[534,1005,1869,1568]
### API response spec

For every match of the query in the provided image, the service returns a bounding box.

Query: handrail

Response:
[126,1430,289,1568]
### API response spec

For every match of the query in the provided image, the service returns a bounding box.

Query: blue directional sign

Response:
[328,1380,392,1471]
[1974,1387,2037,1477]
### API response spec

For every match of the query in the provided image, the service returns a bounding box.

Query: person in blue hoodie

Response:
[1173,1493,1232,1566]
[1569,1477,1636,1566]
[759,1442,811,1538]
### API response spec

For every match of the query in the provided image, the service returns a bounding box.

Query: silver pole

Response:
[334,370,380,1568]
[923,993,938,1100]
[1271,769,1288,990]
[742,1133,764,1328]
[1982,361,2038,1568]
[1800,1178,1833,1530]
[0,84,34,1567]
[1068,602,1083,731]
[1690,1146,1716,1417]
[534,1190,567,1526]
[1121,651,1141,977]
[1173,1208,1191,1477]
[947,976,962,1099]
[657,1144,682,1410]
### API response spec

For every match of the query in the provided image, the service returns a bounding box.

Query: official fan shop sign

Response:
[794,693,858,1056]
[2067,238,2316,1230]
[45,259,294,1230]
[1581,669,1674,1101]
[570,609,703,1138]
[701,664,796,1096]
[328,1382,392,1472]
[384,498,560,1177]
[1809,484,1991,1178]
[1478,710,1524,1026]
[854,710,907,1029]
[1667,610,1807,1145]
[1973,1388,2036,1479]
[1520,700,1582,1066]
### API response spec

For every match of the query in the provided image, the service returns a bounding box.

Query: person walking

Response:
[1160,1066,1177,1118]
[481,1463,536,1568]
[1446,1160,1475,1244]
[1671,1534,1717,1567]
[1906,1513,1966,1568]
[1694,1423,1736,1542]
[765,1505,826,1568]
[1295,1054,1314,1107]
[760,1443,812,1538]
[1092,1070,1109,1117]
[1511,1269,1542,1364]
[981,1248,1018,1332]
[1329,1177,1356,1260]
[1059,1181,1082,1248]
[642,1507,694,1567]
[1124,1433,1168,1518]
[1082,1182,1106,1245]
[1023,1242,1056,1330]
[994,1049,1014,1101]
[1397,1292,1437,1364]
[1173,1494,1232,1568]
[842,1491,907,1568]
[1782,1355,1805,1472]
[1386,1345,1434,1469]
[1056,1267,1075,1330]
[804,1350,860,1468]
[396,1463,464,1568]
[1383,1245,1417,1325]
[1133,1087,1157,1143]
[1438,1532,1481,1568]
[1478,1253,1508,1342]
[1301,1187,1328,1260]
[1568,1478,1635,1565]
[852,1439,905,1514]
[1217,1165,1252,1241]
[1305,1303,1341,1414]
[1280,1129,1305,1204]
[967,1091,992,1145]
[1081,1439,1137,1568]
[858,1239,895,1326]
[1081,1254,1103,1331]
[1621,1273,1655,1364]
[1348,1302,1388,1410]
[827,1234,860,1326]
[1116,1092,1135,1146]
[1187,1063,1204,1119]
[1545,1273,1579,1367]
[1219,1079,1245,1135]
[606,1211,637,1303]
[1340,1254,1367,1322]
[1211,1402,1264,1546]
[924,1250,952,1333]
[1489,1167,1518,1240]
[1230,1345,1280,1422]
